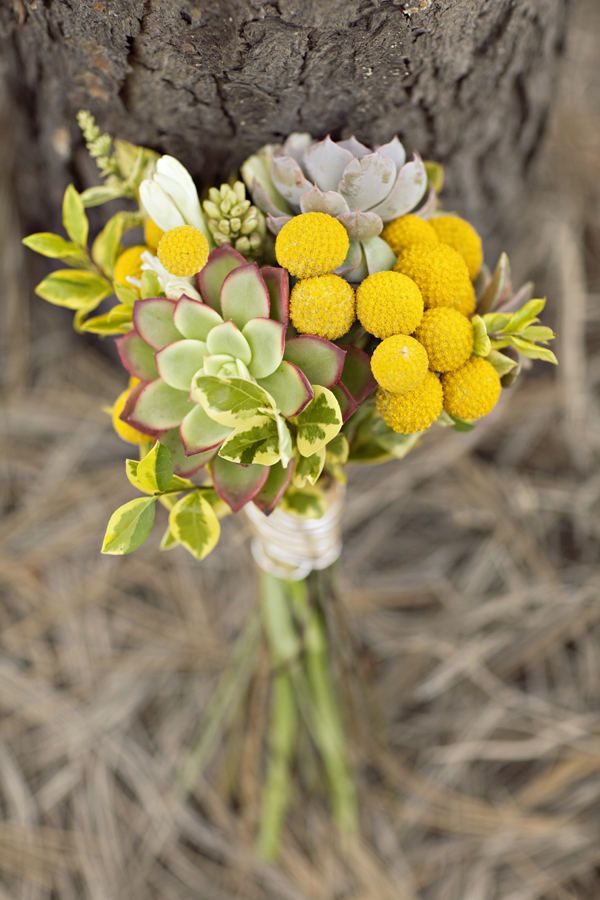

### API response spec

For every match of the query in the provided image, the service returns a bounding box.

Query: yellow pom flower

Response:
[414,307,473,373]
[356,270,424,338]
[371,335,429,394]
[111,383,147,444]
[395,242,476,316]
[381,214,439,256]
[114,245,146,286]
[290,274,355,340]
[376,371,443,434]
[275,212,349,279]
[144,218,164,252]
[429,215,483,280]
[157,225,209,277]
[442,357,501,420]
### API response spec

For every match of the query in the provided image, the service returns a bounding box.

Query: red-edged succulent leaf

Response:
[257,361,313,417]
[210,455,269,512]
[331,382,358,423]
[243,318,285,378]
[174,296,222,339]
[340,346,377,403]
[116,332,158,381]
[220,264,270,328]
[122,379,194,433]
[196,246,246,312]
[155,339,207,391]
[261,266,289,327]
[283,335,346,388]
[179,405,231,454]
[252,459,296,515]
[133,298,181,349]
[158,429,215,477]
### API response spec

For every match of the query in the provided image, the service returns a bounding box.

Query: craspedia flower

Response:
[111,384,147,444]
[275,212,349,279]
[157,225,210,277]
[376,371,443,434]
[371,335,429,394]
[290,274,355,340]
[114,245,146,286]
[144,218,164,252]
[414,307,474,373]
[395,242,476,316]
[381,214,439,256]
[442,356,501,420]
[430,215,483,280]
[356,270,424,338]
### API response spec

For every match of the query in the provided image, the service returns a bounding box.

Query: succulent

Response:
[202,182,266,258]
[241,133,428,282]
[115,247,374,512]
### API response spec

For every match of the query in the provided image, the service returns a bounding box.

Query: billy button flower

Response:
[414,307,473,373]
[356,270,423,338]
[144,218,164,252]
[395,242,476,316]
[376,371,443,434]
[110,381,147,444]
[442,357,501,420]
[114,245,147,286]
[290,274,355,340]
[429,214,483,280]
[371,335,429,394]
[275,212,349,279]
[381,214,439,256]
[157,225,210,277]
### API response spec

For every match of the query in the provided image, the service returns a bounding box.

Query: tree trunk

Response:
[1,0,568,242]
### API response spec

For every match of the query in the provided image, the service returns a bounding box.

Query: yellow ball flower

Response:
[381,214,439,256]
[114,245,146,286]
[395,242,476,316]
[430,215,483,280]
[290,274,355,340]
[157,225,209,277]
[376,371,443,434]
[442,357,501,420]
[111,384,147,444]
[144,218,164,252]
[414,307,473,373]
[371,335,429,394]
[275,212,349,279]
[356,270,424,339]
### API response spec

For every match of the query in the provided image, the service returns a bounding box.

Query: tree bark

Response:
[1,0,568,242]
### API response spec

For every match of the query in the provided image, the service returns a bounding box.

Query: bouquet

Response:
[23,115,556,856]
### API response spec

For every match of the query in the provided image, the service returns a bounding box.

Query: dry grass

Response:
[1,3,600,898]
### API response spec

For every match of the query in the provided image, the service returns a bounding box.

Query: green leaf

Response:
[136,442,175,493]
[482,312,512,334]
[280,485,326,519]
[62,184,89,247]
[326,433,349,465]
[521,324,556,343]
[293,385,342,458]
[101,497,156,555]
[35,269,113,310]
[503,298,546,333]
[169,492,221,560]
[486,350,519,378]
[92,213,125,277]
[79,303,132,335]
[447,414,475,432]
[509,337,558,364]
[191,375,275,428]
[471,314,492,357]
[140,270,161,299]
[114,283,139,305]
[80,184,127,207]
[218,416,281,466]
[126,456,194,495]
[22,232,89,266]
[294,448,325,486]
[160,525,179,551]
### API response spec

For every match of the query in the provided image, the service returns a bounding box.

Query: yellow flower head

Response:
[381,214,439,256]
[290,274,355,340]
[356,270,423,339]
[376,371,443,434]
[395,242,476,316]
[275,212,349,279]
[111,383,147,445]
[157,225,209,277]
[430,214,483,280]
[114,245,146,286]
[442,356,501,420]
[414,307,473,373]
[144,218,164,252]
[371,334,429,394]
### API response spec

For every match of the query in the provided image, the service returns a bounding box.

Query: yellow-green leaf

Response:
[169,492,220,560]
[22,232,88,266]
[136,442,174,493]
[101,497,156,555]
[280,485,326,519]
[62,184,89,247]
[80,184,126,207]
[218,416,281,466]
[114,283,139,305]
[293,385,342,458]
[79,304,132,335]
[35,269,113,310]
[92,213,125,277]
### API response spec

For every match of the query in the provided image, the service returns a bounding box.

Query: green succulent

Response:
[202,182,266,258]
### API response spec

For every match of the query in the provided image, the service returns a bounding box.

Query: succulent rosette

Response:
[241,133,428,282]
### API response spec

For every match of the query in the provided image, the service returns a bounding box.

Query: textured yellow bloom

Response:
[381,214,439,256]
[356,270,423,338]
[275,212,349,279]
[414,307,473,373]
[144,218,164,252]
[157,225,209,277]
[111,384,147,444]
[113,245,146,286]
[442,357,501,420]
[376,371,443,434]
[290,274,355,339]
[395,242,476,316]
[430,215,483,280]
[371,335,429,394]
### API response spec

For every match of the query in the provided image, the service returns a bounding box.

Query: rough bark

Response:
[1,0,568,242]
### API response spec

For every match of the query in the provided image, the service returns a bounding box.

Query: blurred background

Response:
[1,1,599,898]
